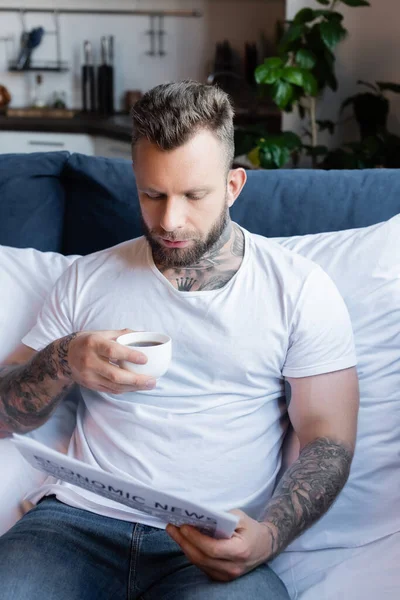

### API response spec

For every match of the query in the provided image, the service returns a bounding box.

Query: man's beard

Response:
[142,202,230,268]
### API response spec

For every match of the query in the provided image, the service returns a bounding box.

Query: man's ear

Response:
[226,168,247,208]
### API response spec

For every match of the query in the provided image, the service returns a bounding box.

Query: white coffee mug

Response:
[116,331,172,379]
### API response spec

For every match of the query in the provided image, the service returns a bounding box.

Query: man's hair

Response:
[131,80,235,172]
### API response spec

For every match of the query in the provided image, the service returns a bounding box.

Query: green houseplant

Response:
[321,80,400,168]
[244,0,370,169]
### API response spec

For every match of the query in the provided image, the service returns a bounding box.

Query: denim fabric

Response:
[0,497,289,600]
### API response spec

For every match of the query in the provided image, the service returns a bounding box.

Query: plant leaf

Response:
[255,64,283,85]
[321,149,361,170]
[317,120,336,135]
[258,135,297,169]
[302,70,319,96]
[326,69,338,91]
[315,0,330,5]
[340,96,356,113]
[293,8,316,25]
[298,103,306,119]
[357,80,378,92]
[282,131,303,149]
[279,23,305,51]
[258,146,275,169]
[340,0,370,6]
[282,67,318,96]
[234,126,268,156]
[320,20,347,51]
[295,49,316,69]
[271,81,294,109]
[282,67,305,87]
[271,144,291,168]
[313,10,344,21]
[303,144,329,157]
[264,57,284,69]
[247,147,261,167]
[377,82,400,93]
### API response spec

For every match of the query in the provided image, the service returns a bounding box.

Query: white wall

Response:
[284,0,400,148]
[0,0,284,110]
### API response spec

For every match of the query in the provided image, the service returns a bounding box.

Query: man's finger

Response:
[93,371,156,393]
[97,340,148,365]
[228,508,248,529]
[167,524,237,561]
[96,328,136,341]
[99,368,156,390]
[178,525,240,560]
[97,362,151,386]
[166,525,241,578]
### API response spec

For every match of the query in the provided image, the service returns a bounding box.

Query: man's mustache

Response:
[151,231,195,242]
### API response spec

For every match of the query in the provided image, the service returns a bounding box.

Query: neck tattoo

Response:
[157,223,245,292]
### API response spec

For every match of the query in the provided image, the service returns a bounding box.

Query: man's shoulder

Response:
[73,236,147,272]
[244,228,320,282]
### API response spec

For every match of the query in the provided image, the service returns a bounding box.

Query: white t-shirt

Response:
[23,226,357,528]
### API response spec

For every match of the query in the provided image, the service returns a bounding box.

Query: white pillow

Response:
[0,246,80,535]
[272,214,400,551]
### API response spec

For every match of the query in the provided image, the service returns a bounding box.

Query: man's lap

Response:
[0,496,131,600]
[0,497,289,600]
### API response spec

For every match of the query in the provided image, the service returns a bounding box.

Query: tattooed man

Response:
[0,81,359,600]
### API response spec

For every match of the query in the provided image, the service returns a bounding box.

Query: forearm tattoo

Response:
[261,437,353,560]
[0,333,77,433]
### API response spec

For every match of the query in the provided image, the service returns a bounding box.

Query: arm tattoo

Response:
[0,333,77,434]
[261,437,353,560]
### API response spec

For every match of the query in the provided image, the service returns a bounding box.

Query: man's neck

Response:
[156,222,245,292]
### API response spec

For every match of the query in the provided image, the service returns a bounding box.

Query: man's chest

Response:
[73,279,288,397]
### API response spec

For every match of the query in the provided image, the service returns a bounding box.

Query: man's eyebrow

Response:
[139,187,212,194]
[139,187,165,194]
[184,187,212,194]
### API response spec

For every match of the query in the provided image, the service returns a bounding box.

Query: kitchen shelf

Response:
[0,7,202,18]
[8,61,69,73]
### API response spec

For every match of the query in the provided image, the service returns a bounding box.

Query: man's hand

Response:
[166,509,272,582]
[65,329,157,393]
[0,328,157,435]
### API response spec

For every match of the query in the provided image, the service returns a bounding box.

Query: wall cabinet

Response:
[0,131,133,159]
[0,131,95,155]
[93,137,132,160]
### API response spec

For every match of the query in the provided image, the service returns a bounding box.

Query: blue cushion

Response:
[62,154,142,255]
[0,152,68,252]
[62,154,400,255]
[231,169,400,236]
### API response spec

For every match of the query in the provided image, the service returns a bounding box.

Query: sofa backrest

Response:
[0,152,68,252]
[2,152,400,255]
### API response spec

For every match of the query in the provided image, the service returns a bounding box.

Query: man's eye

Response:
[186,194,203,201]
[146,193,162,199]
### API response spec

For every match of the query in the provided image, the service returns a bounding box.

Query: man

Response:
[0,81,359,599]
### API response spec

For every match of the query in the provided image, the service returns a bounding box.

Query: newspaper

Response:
[12,435,239,539]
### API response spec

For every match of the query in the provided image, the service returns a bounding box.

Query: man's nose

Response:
[159,197,186,232]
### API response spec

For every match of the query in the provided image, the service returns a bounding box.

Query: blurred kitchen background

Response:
[1,1,398,167]
[0,0,283,159]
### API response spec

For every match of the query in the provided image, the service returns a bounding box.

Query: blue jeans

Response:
[0,497,289,599]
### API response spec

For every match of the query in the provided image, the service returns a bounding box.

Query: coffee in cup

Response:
[116,331,172,378]
[128,341,162,347]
